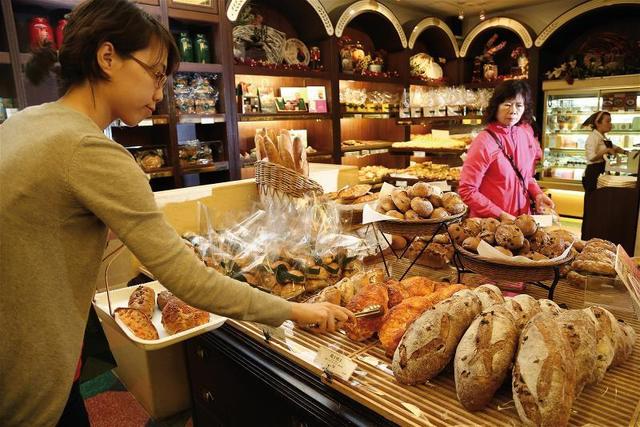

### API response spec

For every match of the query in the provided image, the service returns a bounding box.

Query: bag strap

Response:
[485,128,535,212]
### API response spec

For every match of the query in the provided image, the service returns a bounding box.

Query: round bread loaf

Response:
[495,224,525,250]
[391,189,411,212]
[481,217,500,233]
[515,214,538,237]
[410,197,434,218]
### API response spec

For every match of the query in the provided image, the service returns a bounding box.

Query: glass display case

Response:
[541,83,640,188]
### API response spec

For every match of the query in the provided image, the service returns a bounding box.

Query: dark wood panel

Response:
[237,118,333,154]
[340,118,405,143]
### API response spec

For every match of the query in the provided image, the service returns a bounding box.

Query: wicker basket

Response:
[376,208,466,237]
[255,161,323,204]
[454,244,574,282]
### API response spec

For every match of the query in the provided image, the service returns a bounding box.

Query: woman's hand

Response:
[290,302,354,333]
[535,192,555,212]
[499,211,515,222]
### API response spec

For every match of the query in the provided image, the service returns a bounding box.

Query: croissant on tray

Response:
[161,299,210,335]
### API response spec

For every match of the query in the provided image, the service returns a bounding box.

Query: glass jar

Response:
[194,33,210,64]
[178,32,194,62]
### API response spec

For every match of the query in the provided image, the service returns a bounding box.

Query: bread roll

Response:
[481,217,500,233]
[455,305,517,410]
[462,218,482,237]
[128,285,156,319]
[512,313,576,427]
[391,189,411,213]
[448,223,467,245]
[386,210,404,220]
[405,209,421,221]
[472,284,504,310]
[392,290,481,384]
[515,214,538,237]
[410,197,433,218]
[479,230,495,245]
[504,294,541,331]
[442,192,466,214]
[462,236,480,253]
[378,194,396,212]
[428,194,443,208]
[432,233,450,244]
[409,182,432,198]
[495,224,525,250]
[430,207,449,219]
[529,230,551,253]
[557,310,598,395]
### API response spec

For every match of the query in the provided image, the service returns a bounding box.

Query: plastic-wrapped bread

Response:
[583,306,619,381]
[556,310,597,396]
[503,294,541,331]
[472,284,504,310]
[512,313,576,427]
[392,289,481,384]
[454,305,517,410]
[128,285,156,319]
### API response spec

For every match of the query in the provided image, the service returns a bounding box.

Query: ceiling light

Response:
[479,10,485,20]
[458,10,464,20]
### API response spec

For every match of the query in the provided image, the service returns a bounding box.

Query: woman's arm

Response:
[458,133,503,218]
[69,136,351,328]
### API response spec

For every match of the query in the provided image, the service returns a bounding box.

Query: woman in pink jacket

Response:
[459,80,554,221]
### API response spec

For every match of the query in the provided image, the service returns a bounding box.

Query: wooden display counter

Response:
[186,260,640,427]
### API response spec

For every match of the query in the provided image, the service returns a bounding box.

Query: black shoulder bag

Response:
[485,128,536,214]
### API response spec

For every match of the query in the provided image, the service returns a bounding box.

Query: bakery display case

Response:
[541,76,640,191]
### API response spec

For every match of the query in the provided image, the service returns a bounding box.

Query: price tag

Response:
[314,346,357,381]
[432,129,450,138]
[532,214,553,228]
[396,180,408,188]
[259,324,286,341]
[429,180,451,192]
[201,117,215,124]
[138,119,153,127]
[414,151,426,157]
[614,245,640,318]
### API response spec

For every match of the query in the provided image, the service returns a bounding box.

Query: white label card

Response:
[414,151,426,157]
[432,129,450,138]
[201,117,215,124]
[532,214,553,228]
[138,119,153,127]
[314,346,357,381]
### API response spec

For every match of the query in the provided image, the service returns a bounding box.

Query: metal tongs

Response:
[306,304,383,329]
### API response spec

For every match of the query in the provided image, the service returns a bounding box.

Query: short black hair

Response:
[25,0,180,93]
[483,80,533,126]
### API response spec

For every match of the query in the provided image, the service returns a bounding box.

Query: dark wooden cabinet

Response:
[185,325,395,427]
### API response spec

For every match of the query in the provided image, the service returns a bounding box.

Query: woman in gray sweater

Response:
[0,1,352,425]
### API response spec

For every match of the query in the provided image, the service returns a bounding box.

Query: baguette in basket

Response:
[255,129,308,176]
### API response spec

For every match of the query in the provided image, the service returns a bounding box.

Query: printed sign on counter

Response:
[314,346,357,381]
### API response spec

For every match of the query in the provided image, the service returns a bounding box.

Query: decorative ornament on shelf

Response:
[472,33,506,83]
[510,46,529,79]
[545,33,640,84]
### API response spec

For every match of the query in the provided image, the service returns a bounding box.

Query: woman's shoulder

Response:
[468,130,500,158]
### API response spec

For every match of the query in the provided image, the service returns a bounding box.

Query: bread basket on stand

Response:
[371,207,467,280]
[255,161,323,207]
[451,243,575,300]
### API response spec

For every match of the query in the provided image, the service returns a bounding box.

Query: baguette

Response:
[263,137,282,166]
[254,134,265,161]
[392,290,481,385]
[277,132,296,171]
[556,310,598,396]
[512,313,576,427]
[292,136,304,173]
[454,305,517,410]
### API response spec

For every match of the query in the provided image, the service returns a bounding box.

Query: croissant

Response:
[161,299,210,335]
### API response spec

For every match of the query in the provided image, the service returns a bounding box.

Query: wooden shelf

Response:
[181,161,229,174]
[396,115,483,126]
[178,62,223,73]
[341,112,398,119]
[144,167,174,179]
[177,114,225,124]
[546,147,585,152]
[168,7,219,23]
[339,73,403,85]
[408,77,446,87]
[238,113,331,122]
[388,146,466,156]
[112,115,170,127]
[234,65,330,80]
[548,130,640,135]
[307,151,333,158]
[341,141,394,152]
[0,52,10,64]
[13,0,77,8]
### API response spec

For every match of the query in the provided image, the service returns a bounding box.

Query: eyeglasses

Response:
[128,55,167,89]
[499,102,525,111]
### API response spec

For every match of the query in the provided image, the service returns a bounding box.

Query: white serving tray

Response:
[93,281,226,351]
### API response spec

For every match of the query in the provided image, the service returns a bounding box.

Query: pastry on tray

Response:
[114,307,160,340]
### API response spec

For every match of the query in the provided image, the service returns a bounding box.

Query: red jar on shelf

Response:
[28,17,55,51]
[55,18,68,50]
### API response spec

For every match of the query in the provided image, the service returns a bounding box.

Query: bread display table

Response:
[185,260,640,427]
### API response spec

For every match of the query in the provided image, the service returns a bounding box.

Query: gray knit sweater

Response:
[0,102,291,426]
